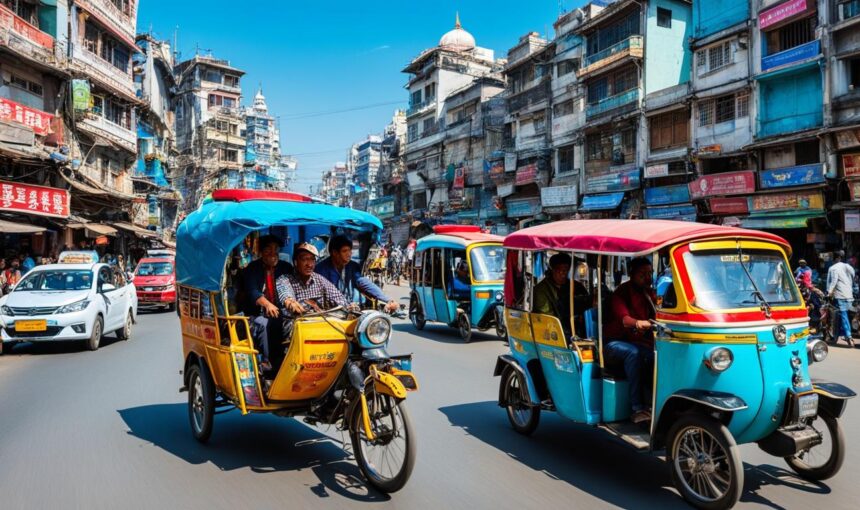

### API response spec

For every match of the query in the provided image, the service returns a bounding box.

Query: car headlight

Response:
[807,338,828,364]
[56,299,90,314]
[494,291,503,302]
[704,347,733,373]
[1,305,12,316]
[356,310,392,346]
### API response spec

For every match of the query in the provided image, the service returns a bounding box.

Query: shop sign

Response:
[644,183,690,206]
[497,182,515,198]
[581,192,625,211]
[504,152,517,172]
[485,159,505,181]
[741,216,811,229]
[0,3,54,49]
[368,197,395,219]
[72,79,91,112]
[750,190,823,213]
[836,129,860,150]
[845,210,860,232]
[643,204,697,221]
[759,163,824,189]
[759,0,807,30]
[843,154,860,177]
[540,184,579,207]
[0,97,53,136]
[506,197,541,218]
[585,167,641,194]
[761,39,820,73]
[709,197,750,215]
[688,170,756,199]
[851,181,860,201]
[453,166,465,189]
[644,164,668,179]
[0,179,69,218]
[698,144,722,155]
[515,163,538,186]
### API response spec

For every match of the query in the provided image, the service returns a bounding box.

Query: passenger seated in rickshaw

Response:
[448,261,472,301]
[534,253,591,337]
[602,256,656,425]
[242,235,294,371]
[316,235,399,313]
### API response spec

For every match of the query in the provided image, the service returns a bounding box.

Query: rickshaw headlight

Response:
[704,347,733,373]
[773,325,787,344]
[495,291,503,302]
[356,311,392,346]
[807,338,828,364]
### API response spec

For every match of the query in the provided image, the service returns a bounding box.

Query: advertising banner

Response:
[749,190,823,213]
[0,179,70,218]
[540,184,579,207]
[506,197,541,218]
[515,163,537,186]
[761,39,820,72]
[643,183,690,206]
[453,166,465,189]
[0,97,53,136]
[0,4,54,49]
[644,164,668,179]
[643,204,697,221]
[584,167,640,193]
[72,79,91,112]
[759,163,824,189]
[846,210,860,232]
[709,197,750,215]
[485,159,505,181]
[581,192,625,211]
[688,170,755,199]
[497,182,515,198]
[759,0,807,30]
[504,152,517,172]
[843,154,860,177]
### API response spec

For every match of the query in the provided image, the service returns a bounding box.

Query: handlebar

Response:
[649,319,673,336]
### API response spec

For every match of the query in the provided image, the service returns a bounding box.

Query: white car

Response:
[0,262,138,351]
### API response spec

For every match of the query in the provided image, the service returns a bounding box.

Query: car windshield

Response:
[136,262,173,276]
[15,270,94,291]
[683,249,800,311]
[470,245,505,282]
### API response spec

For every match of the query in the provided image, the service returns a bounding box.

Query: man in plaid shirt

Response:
[276,243,351,317]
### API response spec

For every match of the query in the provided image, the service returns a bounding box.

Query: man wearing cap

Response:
[827,250,856,347]
[243,235,293,369]
[795,259,813,291]
[315,235,399,313]
[277,243,351,321]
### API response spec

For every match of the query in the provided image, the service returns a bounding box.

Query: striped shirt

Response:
[275,272,348,316]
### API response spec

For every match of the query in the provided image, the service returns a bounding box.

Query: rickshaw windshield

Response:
[470,245,505,282]
[683,249,800,311]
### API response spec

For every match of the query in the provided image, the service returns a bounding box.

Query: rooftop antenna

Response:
[173,25,179,61]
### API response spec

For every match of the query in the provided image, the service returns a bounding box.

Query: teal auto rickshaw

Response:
[408,225,505,342]
[495,219,854,509]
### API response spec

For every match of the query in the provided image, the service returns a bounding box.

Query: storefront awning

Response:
[0,218,47,234]
[112,222,156,238]
[743,128,823,150]
[85,223,117,237]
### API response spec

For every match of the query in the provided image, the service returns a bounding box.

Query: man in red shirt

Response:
[603,257,656,424]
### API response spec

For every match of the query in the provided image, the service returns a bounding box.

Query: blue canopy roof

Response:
[177,198,382,291]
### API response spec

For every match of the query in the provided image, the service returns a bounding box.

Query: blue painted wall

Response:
[757,66,823,138]
[645,0,692,94]
[692,0,749,40]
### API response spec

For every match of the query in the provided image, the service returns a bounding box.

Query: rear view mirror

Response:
[101,283,116,293]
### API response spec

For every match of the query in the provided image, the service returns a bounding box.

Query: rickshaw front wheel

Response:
[458,312,472,343]
[667,414,743,510]
[187,362,215,443]
[502,368,540,435]
[409,295,426,330]
[785,410,845,481]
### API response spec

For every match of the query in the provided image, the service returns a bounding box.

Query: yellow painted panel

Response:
[688,240,787,254]
[530,313,567,349]
[668,331,758,344]
[505,308,533,341]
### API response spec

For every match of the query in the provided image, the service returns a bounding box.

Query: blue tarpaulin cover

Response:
[177,199,382,291]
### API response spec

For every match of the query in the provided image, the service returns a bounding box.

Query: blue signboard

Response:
[585,167,641,194]
[643,204,698,221]
[644,184,691,206]
[581,192,625,211]
[506,197,541,218]
[759,163,824,189]
[761,39,820,73]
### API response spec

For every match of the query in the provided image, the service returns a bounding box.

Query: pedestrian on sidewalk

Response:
[827,250,856,348]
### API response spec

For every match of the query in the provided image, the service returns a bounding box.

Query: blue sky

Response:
[138,0,585,192]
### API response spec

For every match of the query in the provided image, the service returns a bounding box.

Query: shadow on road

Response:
[118,403,389,502]
[1,336,123,356]
[440,400,828,509]
[392,322,502,345]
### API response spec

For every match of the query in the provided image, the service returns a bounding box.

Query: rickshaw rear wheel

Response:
[349,391,416,493]
[502,368,540,435]
[409,295,426,330]
[667,414,743,510]
[785,410,845,481]
[458,312,472,343]
[187,362,215,443]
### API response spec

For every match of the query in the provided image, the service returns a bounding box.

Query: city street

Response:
[0,284,858,510]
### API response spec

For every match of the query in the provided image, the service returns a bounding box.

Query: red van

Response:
[133,257,176,311]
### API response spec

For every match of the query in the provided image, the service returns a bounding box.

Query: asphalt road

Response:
[1,284,859,510]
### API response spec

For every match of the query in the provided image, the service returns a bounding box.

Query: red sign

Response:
[709,197,749,215]
[515,163,537,186]
[843,154,860,177]
[0,180,70,218]
[0,97,54,136]
[759,0,807,30]
[688,170,756,200]
[0,4,54,50]
[453,166,465,189]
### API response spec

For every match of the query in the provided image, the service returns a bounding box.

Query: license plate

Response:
[798,393,819,419]
[15,320,47,332]
[145,287,153,291]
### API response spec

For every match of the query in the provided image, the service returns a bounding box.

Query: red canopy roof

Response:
[212,189,312,203]
[504,219,791,256]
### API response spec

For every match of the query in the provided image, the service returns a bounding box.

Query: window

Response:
[839,0,860,22]
[766,16,817,55]
[5,0,37,25]
[586,131,613,161]
[216,120,228,132]
[224,74,239,88]
[557,59,580,77]
[715,95,735,124]
[699,93,745,127]
[84,20,130,72]
[28,81,43,96]
[208,94,235,108]
[849,58,860,90]
[412,191,427,209]
[408,123,418,141]
[424,82,436,101]
[649,110,689,151]
[587,66,637,103]
[697,41,732,74]
[219,149,238,162]
[422,117,436,133]
[586,10,640,56]
[657,7,672,28]
[411,90,422,106]
[736,94,749,118]
[553,99,576,117]
[110,0,132,15]
[558,145,575,173]
[533,115,546,134]
[84,22,99,53]
[204,70,221,83]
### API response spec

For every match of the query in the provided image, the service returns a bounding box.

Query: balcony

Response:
[586,88,640,120]
[77,114,137,153]
[578,35,643,79]
[71,44,136,100]
[761,40,821,73]
[0,4,61,69]
[406,97,435,117]
[77,0,136,41]
[838,0,860,23]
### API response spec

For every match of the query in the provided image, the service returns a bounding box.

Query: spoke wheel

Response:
[349,390,416,493]
[502,368,539,435]
[785,410,845,480]
[187,362,215,443]
[458,312,472,343]
[668,415,742,510]
[409,295,425,330]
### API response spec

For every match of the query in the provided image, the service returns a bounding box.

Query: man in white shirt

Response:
[827,250,856,347]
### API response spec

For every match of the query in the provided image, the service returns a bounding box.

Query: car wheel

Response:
[87,316,103,351]
[116,311,132,341]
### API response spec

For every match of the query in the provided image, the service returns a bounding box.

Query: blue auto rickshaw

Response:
[495,219,854,509]
[408,225,505,342]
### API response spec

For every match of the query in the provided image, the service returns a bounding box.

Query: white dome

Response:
[253,87,268,113]
[439,14,475,52]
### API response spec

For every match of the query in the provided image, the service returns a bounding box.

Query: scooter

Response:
[820,295,858,347]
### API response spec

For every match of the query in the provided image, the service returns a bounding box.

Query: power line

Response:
[280,100,405,120]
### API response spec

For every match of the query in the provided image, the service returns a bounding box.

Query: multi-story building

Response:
[373,110,409,243]
[320,162,350,206]
[173,54,245,211]
[244,86,292,191]
[402,15,502,219]
[350,134,382,208]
